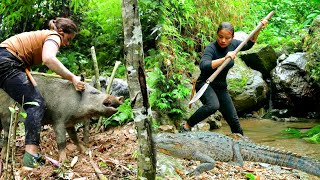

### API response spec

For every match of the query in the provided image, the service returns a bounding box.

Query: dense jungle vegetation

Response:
[1,0,320,122]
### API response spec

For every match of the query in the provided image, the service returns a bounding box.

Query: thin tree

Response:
[121,0,156,179]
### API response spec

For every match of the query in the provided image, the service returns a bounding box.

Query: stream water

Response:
[213,118,320,160]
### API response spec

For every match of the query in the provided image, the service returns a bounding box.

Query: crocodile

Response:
[153,131,320,177]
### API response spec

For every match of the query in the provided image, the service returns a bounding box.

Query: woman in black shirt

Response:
[182,20,267,134]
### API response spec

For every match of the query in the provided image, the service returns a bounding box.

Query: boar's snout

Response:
[103,95,124,108]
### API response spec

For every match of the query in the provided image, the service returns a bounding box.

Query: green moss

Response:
[227,59,250,93]
[305,16,320,82]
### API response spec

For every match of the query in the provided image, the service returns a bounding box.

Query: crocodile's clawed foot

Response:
[186,169,201,177]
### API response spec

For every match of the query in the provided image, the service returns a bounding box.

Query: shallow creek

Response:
[213,118,320,160]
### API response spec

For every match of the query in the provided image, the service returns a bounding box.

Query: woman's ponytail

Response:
[48,19,57,31]
[49,18,78,34]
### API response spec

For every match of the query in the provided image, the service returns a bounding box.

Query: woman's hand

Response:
[261,19,268,29]
[71,76,85,91]
[225,51,236,60]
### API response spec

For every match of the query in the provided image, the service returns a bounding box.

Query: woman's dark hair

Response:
[48,18,78,34]
[217,22,234,36]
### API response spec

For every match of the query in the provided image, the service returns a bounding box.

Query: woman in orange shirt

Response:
[0,17,85,169]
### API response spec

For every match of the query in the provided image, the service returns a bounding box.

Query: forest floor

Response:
[1,122,319,180]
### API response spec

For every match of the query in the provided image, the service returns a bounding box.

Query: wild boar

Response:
[0,73,123,161]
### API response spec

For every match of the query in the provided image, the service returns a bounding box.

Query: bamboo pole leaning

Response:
[106,61,121,94]
[4,103,19,180]
[95,61,122,132]
[91,46,101,91]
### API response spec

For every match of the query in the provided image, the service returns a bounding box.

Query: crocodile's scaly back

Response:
[154,132,235,162]
[238,140,320,177]
[154,131,320,177]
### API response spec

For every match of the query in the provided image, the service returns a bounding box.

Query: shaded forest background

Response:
[1,0,320,123]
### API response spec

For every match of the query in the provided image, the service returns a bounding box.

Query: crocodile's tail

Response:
[240,142,320,177]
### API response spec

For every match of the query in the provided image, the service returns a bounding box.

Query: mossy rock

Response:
[304,15,320,82]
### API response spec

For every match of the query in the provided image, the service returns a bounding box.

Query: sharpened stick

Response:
[25,68,37,86]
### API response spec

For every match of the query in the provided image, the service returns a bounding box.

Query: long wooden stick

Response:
[25,68,37,86]
[11,105,19,178]
[95,61,122,132]
[4,103,19,179]
[106,61,121,94]
[85,151,107,180]
[88,159,107,180]
[91,46,101,90]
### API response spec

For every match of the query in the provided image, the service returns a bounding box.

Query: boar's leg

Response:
[53,122,67,162]
[66,127,87,154]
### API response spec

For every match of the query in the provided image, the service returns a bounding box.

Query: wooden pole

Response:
[96,61,122,132]
[91,46,101,90]
[106,61,121,94]
[4,103,19,179]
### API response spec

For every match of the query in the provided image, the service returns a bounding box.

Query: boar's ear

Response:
[118,96,124,103]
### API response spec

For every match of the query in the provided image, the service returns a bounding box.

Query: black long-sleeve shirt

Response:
[198,39,254,87]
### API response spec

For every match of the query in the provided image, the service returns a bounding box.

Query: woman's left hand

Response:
[261,19,268,28]
[225,51,236,60]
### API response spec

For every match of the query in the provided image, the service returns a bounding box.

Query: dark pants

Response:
[187,80,243,135]
[0,48,45,145]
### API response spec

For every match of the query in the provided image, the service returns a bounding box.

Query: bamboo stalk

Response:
[91,46,104,134]
[96,61,121,131]
[91,46,101,90]
[4,103,18,180]
[106,61,121,94]
[11,105,19,178]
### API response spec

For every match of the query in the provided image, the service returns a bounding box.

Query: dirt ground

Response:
[1,122,319,180]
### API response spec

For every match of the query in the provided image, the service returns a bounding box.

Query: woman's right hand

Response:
[72,76,85,91]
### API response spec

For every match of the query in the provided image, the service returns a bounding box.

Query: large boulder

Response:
[91,76,130,99]
[227,59,268,113]
[271,52,320,117]
[239,44,277,79]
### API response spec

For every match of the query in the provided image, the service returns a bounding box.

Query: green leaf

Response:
[24,102,40,106]
[8,107,15,113]
[245,173,256,180]
[20,112,27,119]
[303,132,320,144]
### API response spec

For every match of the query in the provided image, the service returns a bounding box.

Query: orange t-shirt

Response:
[0,30,62,67]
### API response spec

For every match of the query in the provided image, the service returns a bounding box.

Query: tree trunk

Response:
[121,0,156,179]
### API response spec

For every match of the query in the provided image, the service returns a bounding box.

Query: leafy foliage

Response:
[70,0,124,77]
[241,0,320,52]
[304,14,320,83]
[281,125,320,144]
[0,0,86,41]
[8,101,39,119]
[147,68,190,118]
[103,99,133,128]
